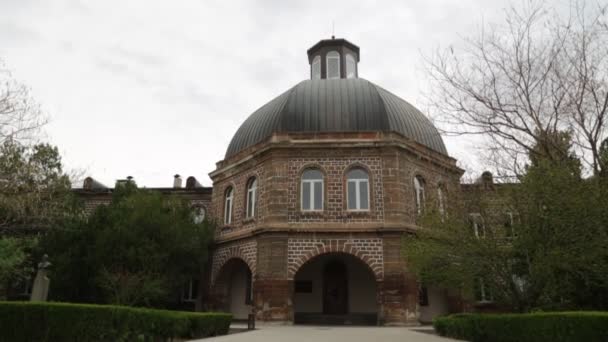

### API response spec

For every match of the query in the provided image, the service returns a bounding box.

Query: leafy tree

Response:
[42,181,214,308]
[405,132,608,312]
[0,237,36,299]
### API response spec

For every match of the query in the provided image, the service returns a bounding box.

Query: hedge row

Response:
[0,301,232,342]
[433,312,608,342]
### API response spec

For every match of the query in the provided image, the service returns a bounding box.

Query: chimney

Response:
[186,176,202,189]
[173,174,182,188]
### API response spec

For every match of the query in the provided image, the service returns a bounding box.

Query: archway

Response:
[213,258,252,320]
[293,253,378,325]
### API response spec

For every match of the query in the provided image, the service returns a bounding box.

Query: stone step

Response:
[294,313,378,326]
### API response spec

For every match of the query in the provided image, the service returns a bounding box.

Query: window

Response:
[326,51,340,79]
[311,55,321,79]
[347,168,370,210]
[246,178,257,218]
[469,213,485,238]
[192,206,206,224]
[437,186,446,218]
[418,285,429,306]
[301,169,323,211]
[414,176,426,215]
[224,187,233,224]
[346,54,357,78]
[475,278,493,302]
[504,212,515,238]
[181,278,199,302]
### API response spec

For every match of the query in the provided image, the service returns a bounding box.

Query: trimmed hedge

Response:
[0,301,232,342]
[434,312,608,342]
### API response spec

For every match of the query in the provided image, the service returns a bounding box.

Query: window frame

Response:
[181,278,199,303]
[346,168,370,211]
[224,187,234,225]
[475,278,494,303]
[437,185,446,218]
[301,169,324,212]
[326,51,341,79]
[245,177,257,219]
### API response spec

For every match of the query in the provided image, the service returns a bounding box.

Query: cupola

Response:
[307,37,360,79]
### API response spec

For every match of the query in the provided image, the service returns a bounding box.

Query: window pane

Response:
[302,182,311,210]
[247,192,253,217]
[327,51,340,79]
[347,181,357,209]
[302,169,323,180]
[346,54,356,78]
[313,181,323,210]
[360,180,369,209]
[347,168,368,180]
[312,56,321,79]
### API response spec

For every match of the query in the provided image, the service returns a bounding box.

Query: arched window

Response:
[437,186,446,218]
[301,169,323,211]
[193,206,206,224]
[224,187,233,224]
[414,176,426,215]
[246,178,257,218]
[347,168,369,210]
[346,54,357,78]
[311,55,321,79]
[326,51,340,79]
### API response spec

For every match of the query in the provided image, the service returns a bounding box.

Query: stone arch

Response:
[211,244,257,286]
[287,240,383,281]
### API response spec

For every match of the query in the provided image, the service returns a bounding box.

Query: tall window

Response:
[224,187,233,224]
[414,176,426,215]
[347,168,370,210]
[246,178,257,218]
[326,51,340,79]
[301,169,323,211]
[311,55,321,79]
[469,213,485,238]
[504,212,515,238]
[437,186,446,218]
[181,278,199,303]
[475,278,493,302]
[346,54,357,78]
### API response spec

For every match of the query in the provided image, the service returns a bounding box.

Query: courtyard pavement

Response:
[192,324,460,342]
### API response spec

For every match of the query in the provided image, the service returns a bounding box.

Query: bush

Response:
[0,301,231,341]
[433,312,608,342]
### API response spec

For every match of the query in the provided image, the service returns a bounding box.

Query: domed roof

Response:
[225,78,447,158]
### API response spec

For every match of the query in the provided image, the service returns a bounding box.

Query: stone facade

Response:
[207,132,463,325]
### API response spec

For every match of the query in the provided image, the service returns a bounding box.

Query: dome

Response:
[225,78,447,158]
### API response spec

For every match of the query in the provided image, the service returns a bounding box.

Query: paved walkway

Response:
[192,324,459,342]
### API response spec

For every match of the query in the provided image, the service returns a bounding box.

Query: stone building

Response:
[205,38,463,326]
[75,38,508,325]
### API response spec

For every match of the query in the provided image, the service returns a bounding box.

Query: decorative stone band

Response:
[210,239,257,286]
[287,238,384,280]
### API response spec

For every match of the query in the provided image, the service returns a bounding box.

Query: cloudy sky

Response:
[0,0,532,187]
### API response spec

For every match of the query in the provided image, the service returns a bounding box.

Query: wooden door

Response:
[323,260,348,314]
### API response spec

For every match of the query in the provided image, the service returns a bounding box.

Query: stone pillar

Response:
[381,234,419,326]
[254,233,291,322]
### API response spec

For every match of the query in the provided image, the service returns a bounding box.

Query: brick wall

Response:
[286,237,384,280]
[210,239,257,285]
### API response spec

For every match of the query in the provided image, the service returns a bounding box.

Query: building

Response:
[205,37,463,326]
[77,38,502,325]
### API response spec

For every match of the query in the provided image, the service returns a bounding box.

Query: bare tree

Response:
[0,59,46,143]
[425,1,608,176]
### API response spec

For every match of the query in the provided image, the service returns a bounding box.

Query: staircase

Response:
[294,313,378,326]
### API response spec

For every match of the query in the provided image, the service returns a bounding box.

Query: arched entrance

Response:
[293,253,378,325]
[213,258,252,320]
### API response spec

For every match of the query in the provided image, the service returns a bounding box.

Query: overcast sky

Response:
[0,0,540,187]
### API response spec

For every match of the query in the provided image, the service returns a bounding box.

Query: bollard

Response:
[247,313,255,330]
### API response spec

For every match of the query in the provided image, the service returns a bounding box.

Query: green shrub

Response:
[0,301,231,342]
[433,312,608,342]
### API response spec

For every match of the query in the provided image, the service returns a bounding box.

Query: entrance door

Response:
[323,260,348,314]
